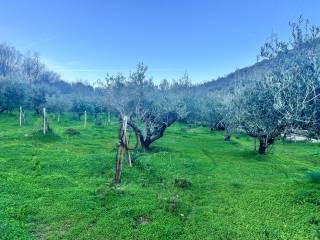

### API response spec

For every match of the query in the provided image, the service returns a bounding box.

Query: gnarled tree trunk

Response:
[258,137,275,154]
[128,112,178,150]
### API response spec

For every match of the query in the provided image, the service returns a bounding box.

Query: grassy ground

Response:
[0,112,319,240]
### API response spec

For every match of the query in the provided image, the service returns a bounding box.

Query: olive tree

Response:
[104,63,186,149]
[46,95,71,121]
[230,80,286,154]
[0,80,26,113]
[266,50,320,138]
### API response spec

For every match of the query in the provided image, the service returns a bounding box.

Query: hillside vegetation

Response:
[200,38,320,92]
[0,113,319,239]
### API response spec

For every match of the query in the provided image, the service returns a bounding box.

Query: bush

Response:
[307,170,320,184]
[65,128,80,136]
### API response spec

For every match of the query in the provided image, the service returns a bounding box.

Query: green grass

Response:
[0,112,320,239]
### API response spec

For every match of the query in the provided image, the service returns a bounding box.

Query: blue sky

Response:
[0,0,320,83]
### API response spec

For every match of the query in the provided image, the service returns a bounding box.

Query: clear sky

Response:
[0,0,320,83]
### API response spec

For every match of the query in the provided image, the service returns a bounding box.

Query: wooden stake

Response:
[115,141,124,184]
[114,115,133,184]
[122,116,132,167]
[43,107,46,135]
[108,111,111,125]
[84,110,87,128]
[19,106,22,127]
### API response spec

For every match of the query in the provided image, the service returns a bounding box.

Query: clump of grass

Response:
[161,194,181,213]
[133,215,152,228]
[174,178,192,189]
[31,128,60,142]
[65,128,80,136]
[307,170,320,184]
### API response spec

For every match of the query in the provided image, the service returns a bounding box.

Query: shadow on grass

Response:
[30,131,61,142]
[147,146,172,153]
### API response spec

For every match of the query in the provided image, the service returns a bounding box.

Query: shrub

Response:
[65,128,80,136]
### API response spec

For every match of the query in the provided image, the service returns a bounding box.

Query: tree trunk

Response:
[258,138,267,154]
[127,112,178,150]
[224,134,231,141]
[258,137,275,154]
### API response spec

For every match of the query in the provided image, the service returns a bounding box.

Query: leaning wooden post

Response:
[115,140,124,184]
[122,116,132,167]
[43,107,46,135]
[115,115,134,184]
[84,110,87,128]
[115,116,125,184]
[19,106,22,127]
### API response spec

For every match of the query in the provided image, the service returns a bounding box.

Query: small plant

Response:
[307,170,320,184]
[160,194,181,213]
[133,215,152,228]
[65,128,80,136]
[174,178,192,189]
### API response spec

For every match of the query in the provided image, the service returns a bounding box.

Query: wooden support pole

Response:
[122,116,132,167]
[114,115,133,184]
[19,106,22,127]
[115,141,124,184]
[84,110,87,128]
[125,134,132,167]
[108,111,111,125]
[43,107,46,135]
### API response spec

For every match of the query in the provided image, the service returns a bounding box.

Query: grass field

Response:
[0,112,320,239]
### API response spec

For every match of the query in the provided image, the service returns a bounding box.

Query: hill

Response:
[198,38,320,92]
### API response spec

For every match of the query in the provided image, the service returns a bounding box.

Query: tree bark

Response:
[115,142,124,184]
[224,134,231,141]
[258,138,267,154]
[127,112,178,150]
[258,137,275,154]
